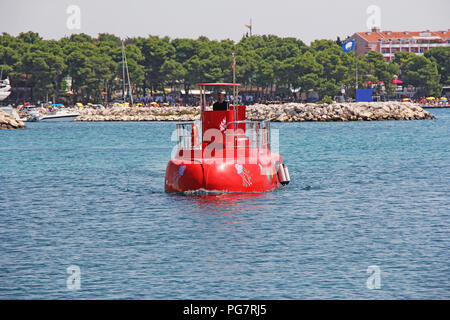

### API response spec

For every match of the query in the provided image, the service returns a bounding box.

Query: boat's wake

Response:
[181,189,228,195]
[177,187,286,196]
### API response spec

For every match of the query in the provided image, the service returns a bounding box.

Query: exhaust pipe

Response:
[277,163,290,185]
[283,164,290,183]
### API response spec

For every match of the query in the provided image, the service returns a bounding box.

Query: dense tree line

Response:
[0,31,448,103]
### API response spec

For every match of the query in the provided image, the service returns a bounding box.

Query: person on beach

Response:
[213,92,228,111]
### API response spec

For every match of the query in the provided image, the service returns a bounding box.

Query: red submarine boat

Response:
[164,83,290,193]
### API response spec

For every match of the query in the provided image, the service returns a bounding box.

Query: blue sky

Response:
[1,0,448,43]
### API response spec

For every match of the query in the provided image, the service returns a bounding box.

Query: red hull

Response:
[165,152,282,193]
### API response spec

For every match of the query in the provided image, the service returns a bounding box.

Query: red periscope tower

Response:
[164,83,290,193]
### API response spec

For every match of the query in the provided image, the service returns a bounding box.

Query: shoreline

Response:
[74,102,435,122]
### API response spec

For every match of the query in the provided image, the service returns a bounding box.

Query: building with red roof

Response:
[349,27,450,61]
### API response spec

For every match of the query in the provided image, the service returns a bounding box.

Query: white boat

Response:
[39,110,80,121]
[6,105,39,122]
[0,91,11,101]
[0,78,11,101]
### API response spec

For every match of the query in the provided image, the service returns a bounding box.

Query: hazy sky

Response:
[1,0,449,43]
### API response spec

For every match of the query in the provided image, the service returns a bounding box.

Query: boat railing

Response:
[176,121,202,150]
[224,120,270,151]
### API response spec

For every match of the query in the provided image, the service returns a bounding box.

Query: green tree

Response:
[17,49,65,102]
[425,47,450,85]
[1,31,448,103]
[401,55,441,96]
[136,36,174,93]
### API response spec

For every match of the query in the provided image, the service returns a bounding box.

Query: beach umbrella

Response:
[426,97,435,100]
[402,98,410,101]
[393,79,403,84]
[440,97,448,102]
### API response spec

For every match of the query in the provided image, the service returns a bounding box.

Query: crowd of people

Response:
[127,92,316,107]
[415,97,449,106]
[7,93,449,110]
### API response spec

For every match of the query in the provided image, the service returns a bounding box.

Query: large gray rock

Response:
[0,110,26,129]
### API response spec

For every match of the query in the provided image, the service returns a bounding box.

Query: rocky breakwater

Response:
[0,110,26,129]
[75,106,201,122]
[246,102,435,122]
[75,102,434,122]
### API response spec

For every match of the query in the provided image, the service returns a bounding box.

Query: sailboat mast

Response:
[121,40,126,101]
[123,45,133,106]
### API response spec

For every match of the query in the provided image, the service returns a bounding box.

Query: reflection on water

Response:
[176,191,267,213]
[170,192,274,231]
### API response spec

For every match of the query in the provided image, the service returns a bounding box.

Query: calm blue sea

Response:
[0,109,449,299]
